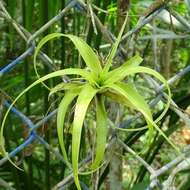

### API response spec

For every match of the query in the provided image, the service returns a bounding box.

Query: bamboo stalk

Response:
[22,1,34,189]
[61,0,66,69]
[6,117,21,190]
[39,0,51,189]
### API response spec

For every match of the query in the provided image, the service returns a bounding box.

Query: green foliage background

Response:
[0,0,190,190]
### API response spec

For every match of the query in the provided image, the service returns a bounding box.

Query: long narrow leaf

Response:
[72,84,98,190]
[110,82,153,145]
[49,82,82,98]
[104,90,132,107]
[108,82,179,152]
[116,82,152,119]
[57,90,79,165]
[91,95,108,169]
[34,33,102,81]
[0,68,94,160]
[102,13,128,73]
[104,66,171,124]
[103,55,143,82]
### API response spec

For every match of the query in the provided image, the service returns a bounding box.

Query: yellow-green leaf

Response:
[91,95,108,169]
[108,82,179,152]
[0,68,94,161]
[57,90,79,165]
[109,82,153,145]
[49,82,82,98]
[34,33,102,81]
[102,14,128,74]
[103,55,143,82]
[104,66,171,124]
[72,84,98,190]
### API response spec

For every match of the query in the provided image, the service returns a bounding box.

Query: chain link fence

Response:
[0,0,190,189]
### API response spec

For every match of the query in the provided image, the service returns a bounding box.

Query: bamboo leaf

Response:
[72,84,98,190]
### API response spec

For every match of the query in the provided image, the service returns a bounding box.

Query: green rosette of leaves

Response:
[0,16,178,190]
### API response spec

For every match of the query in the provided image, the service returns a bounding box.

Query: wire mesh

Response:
[0,0,190,189]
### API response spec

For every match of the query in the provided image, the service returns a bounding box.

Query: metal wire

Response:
[0,0,190,189]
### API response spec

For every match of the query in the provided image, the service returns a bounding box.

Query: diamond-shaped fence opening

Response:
[0,0,190,189]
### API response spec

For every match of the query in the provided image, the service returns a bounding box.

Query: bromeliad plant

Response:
[0,16,178,190]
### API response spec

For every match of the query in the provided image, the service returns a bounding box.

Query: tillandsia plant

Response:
[0,16,179,190]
